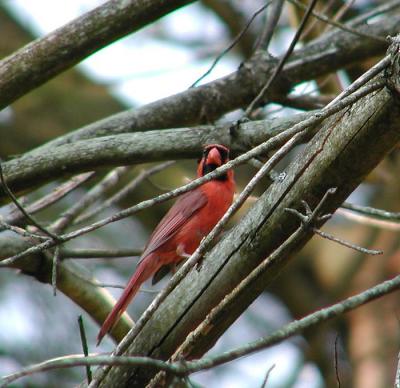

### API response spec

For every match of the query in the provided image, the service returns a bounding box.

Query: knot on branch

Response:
[385,34,400,96]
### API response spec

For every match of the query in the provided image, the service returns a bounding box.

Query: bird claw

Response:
[285,187,337,230]
[176,245,191,259]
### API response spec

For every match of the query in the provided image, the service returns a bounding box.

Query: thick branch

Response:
[30,10,399,151]
[97,75,400,385]
[0,0,195,110]
[0,112,312,197]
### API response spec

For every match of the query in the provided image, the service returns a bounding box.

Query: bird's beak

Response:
[206,147,222,166]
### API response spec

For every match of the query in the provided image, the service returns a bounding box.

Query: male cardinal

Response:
[97,144,235,344]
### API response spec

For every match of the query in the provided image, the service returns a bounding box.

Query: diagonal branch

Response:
[94,44,400,386]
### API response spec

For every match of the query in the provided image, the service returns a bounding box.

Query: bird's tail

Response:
[97,256,155,345]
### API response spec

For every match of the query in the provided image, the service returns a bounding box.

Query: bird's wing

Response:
[139,188,208,261]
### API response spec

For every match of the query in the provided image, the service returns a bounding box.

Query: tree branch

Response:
[4,271,400,387]
[94,50,400,386]
[0,0,195,109]
[28,8,399,151]
[0,234,133,344]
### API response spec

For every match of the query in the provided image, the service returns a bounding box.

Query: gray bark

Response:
[97,70,400,386]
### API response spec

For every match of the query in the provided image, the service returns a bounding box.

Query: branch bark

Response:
[96,54,400,386]
[29,9,400,151]
[0,0,195,109]
[0,111,312,197]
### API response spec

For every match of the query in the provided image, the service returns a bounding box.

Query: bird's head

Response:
[197,144,232,180]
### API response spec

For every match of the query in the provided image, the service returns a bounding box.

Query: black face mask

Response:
[202,163,228,181]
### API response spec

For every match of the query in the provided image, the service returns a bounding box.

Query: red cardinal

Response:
[97,144,235,344]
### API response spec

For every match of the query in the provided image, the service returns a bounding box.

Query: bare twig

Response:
[76,162,174,224]
[313,229,383,255]
[257,0,284,50]
[2,172,94,228]
[0,220,48,241]
[245,0,318,116]
[325,55,391,109]
[0,160,59,240]
[191,2,272,88]
[347,0,400,27]
[336,208,400,230]
[323,0,356,33]
[60,248,142,259]
[341,202,400,221]
[94,282,159,294]
[260,364,276,388]
[0,354,180,387]
[285,191,383,255]
[52,246,61,296]
[288,0,386,43]
[78,316,92,384]
[51,166,130,233]
[334,334,341,388]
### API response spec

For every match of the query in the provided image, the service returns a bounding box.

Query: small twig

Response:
[0,354,181,387]
[348,0,400,27]
[0,220,49,241]
[257,0,284,50]
[78,315,92,384]
[285,188,383,255]
[285,187,337,228]
[341,202,400,221]
[322,0,356,33]
[313,229,383,255]
[260,364,276,388]
[244,0,318,116]
[287,0,387,43]
[52,246,61,296]
[336,208,400,230]
[0,159,59,240]
[51,166,130,233]
[60,248,142,259]
[2,172,94,229]
[191,1,272,88]
[75,161,174,224]
[334,334,341,388]
[325,55,390,109]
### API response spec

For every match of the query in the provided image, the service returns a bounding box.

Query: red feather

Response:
[97,144,235,344]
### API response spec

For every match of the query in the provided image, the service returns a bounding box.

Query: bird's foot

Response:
[176,244,191,260]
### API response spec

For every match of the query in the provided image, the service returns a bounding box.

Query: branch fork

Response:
[284,187,337,230]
